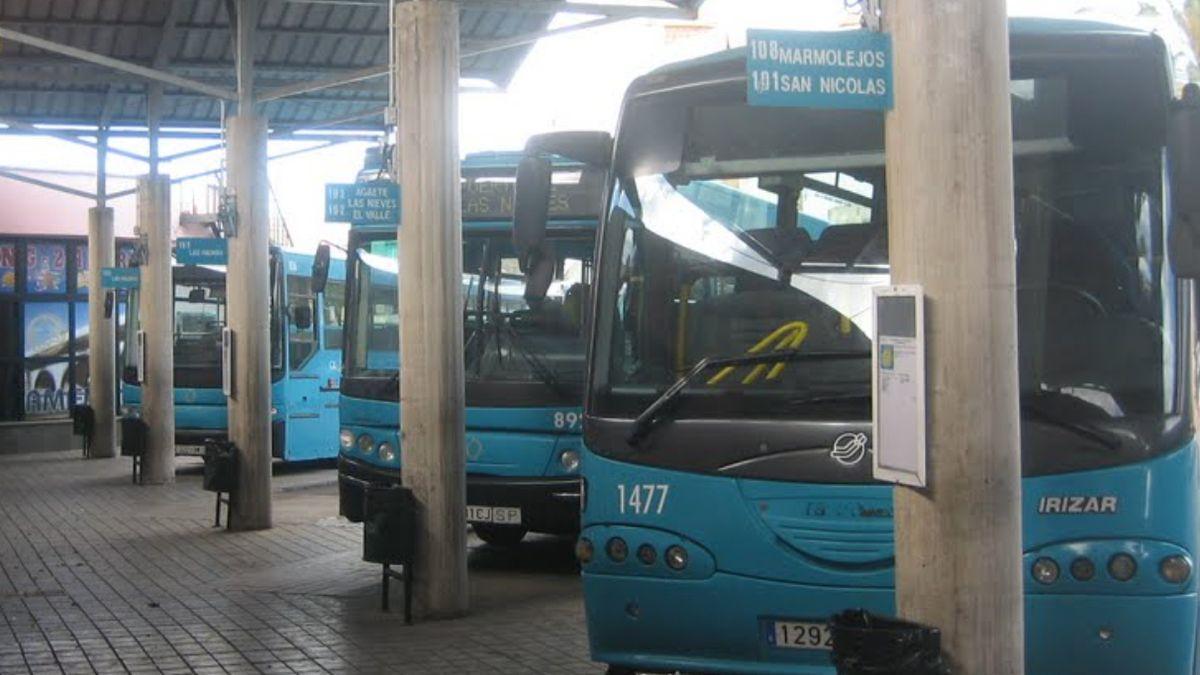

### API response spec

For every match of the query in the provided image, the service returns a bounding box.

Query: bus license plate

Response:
[466,506,522,525]
[771,621,833,651]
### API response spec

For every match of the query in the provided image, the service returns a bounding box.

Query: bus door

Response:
[282,269,329,461]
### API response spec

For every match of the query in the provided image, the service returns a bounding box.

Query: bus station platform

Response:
[0,452,593,674]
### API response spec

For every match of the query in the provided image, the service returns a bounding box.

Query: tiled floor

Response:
[0,452,594,674]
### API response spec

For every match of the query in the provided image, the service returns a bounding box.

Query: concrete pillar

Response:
[395,0,469,618]
[224,114,272,531]
[86,207,116,458]
[137,175,176,484]
[885,1,1024,672]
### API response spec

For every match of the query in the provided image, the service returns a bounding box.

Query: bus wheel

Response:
[604,667,637,675]
[474,524,527,546]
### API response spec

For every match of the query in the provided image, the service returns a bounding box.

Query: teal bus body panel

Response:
[119,249,344,462]
[580,444,1199,674]
[281,346,342,461]
[339,394,582,477]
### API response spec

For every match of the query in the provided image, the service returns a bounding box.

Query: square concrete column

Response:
[137,175,176,484]
[395,0,469,619]
[86,207,116,458]
[224,114,273,532]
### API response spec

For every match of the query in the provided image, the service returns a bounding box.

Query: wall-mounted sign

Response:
[101,267,140,289]
[872,286,926,488]
[747,29,893,110]
[325,181,401,225]
[176,237,228,265]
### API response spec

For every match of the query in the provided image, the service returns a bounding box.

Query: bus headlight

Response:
[1070,557,1096,581]
[378,442,397,463]
[1108,553,1137,581]
[575,537,594,564]
[1031,557,1059,584]
[339,429,354,450]
[606,537,628,562]
[637,544,657,565]
[559,449,580,473]
[357,434,376,454]
[1160,555,1192,584]
[665,545,689,571]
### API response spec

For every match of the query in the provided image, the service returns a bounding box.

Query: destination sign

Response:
[325,181,401,225]
[101,267,140,289]
[176,237,228,265]
[747,29,893,111]
[462,168,605,221]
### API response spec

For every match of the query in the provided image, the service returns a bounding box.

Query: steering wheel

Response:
[1025,284,1107,318]
[507,309,541,330]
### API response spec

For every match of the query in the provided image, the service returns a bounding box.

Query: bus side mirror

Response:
[312,243,331,294]
[292,305,313,330]
[1169,84,1200,279]
[514,154,552,261]
[104,291,114,319]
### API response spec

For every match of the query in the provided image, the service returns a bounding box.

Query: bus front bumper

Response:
[338,455,580,534]
[583,570,1198,675]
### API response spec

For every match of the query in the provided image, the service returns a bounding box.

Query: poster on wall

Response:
[24,302,70,358]
[24,360,70,417]
[117,243,138,268]
[26,242,67,294]
[76,244,88,293]
[0,243,14,293]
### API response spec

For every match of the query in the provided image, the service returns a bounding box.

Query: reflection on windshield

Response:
[347,234,595,392]
[598,152,1170,432]
[173,279,225,367]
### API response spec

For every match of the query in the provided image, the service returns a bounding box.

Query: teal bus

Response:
[512,18,1200,675]
[335,150,606,545]
[122,247,346,461]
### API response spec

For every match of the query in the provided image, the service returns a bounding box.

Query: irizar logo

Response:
[1037,495,1118,514]
[466,436,484,461]
[830,432,870,467]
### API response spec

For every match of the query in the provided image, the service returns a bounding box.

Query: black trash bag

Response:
[120,416,147,458]
[362,485,417,565]
[72,405,95,438]
[830,609,951,675]
[202,440,239,493]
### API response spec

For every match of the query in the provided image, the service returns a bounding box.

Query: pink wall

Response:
[0,173,138,238]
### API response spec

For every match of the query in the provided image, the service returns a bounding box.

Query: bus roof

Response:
[351,150,603,233]
[629,17,1169,99]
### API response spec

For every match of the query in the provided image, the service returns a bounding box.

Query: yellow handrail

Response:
[706,321,809,386]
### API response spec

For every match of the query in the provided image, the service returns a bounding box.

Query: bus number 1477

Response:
[617,484,670,515]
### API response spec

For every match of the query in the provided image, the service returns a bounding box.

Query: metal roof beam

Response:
[0,26,238,101]
[105,139,348,200]
[454,1,696,19]
[0,18,390,38]
[258,65,386,103]
[257,13,624,102]
[0,115,148,162]
[0,124,382,140]
[280,0,697,18]
[0,168,97,200]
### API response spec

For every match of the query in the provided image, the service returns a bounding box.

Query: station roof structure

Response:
[0,0,704,134]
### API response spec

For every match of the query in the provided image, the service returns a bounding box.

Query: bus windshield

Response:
[347,232,593,395]
[124,264,285,382]
[173,275,226,368]
[592,75,1180,477]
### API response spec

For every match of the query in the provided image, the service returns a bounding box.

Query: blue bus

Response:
[122,247,346,462]
[335,151,606,545]
[512,18,1200,675]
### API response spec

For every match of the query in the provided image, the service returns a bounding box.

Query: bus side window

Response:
[323,280,345,350]
[287,274,317,369]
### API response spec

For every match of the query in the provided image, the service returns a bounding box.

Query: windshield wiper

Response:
[627,350,870,446]
[1020,390,1122,451]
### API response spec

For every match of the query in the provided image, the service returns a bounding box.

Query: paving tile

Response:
[0,451,596,674]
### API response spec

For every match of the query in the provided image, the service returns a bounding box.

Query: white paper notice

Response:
[872,288,926,487]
